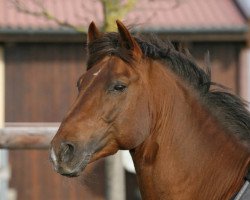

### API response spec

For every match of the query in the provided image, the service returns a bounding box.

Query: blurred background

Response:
[0,0,250,199]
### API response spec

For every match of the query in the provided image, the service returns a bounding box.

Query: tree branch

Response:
[11,0,184,33]
[12,0,86,33]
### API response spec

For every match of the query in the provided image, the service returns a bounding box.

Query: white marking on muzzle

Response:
[50,147,58,171]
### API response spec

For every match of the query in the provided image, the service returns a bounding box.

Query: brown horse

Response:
[50,20,250,200]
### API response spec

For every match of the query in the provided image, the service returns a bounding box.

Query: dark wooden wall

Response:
[4,41,243,200]
[191,42,243,93]
[5,43,105,200]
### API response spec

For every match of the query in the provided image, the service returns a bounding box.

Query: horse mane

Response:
[87,32,250,142]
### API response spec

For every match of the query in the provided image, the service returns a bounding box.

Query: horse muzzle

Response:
[49,142,93,177]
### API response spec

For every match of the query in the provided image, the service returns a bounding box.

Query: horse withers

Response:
[50,20,250,200]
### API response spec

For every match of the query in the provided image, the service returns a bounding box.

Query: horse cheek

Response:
[121,99,151,149]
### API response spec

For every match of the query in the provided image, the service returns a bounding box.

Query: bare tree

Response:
[101,0,137,31]
[12,0,138,32]
[12,0,184,32]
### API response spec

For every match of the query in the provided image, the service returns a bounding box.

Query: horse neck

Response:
[131,61,250,200]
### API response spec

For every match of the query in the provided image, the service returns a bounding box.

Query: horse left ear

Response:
[88,21,101,43]
[116,20,142,59]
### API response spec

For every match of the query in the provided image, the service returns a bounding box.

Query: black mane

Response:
[87,32,250,142]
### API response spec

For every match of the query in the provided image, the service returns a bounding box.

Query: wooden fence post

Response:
[105,152,126,200]
[240,48,250,110]
[0,45,10,200]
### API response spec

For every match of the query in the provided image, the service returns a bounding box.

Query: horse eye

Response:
[114,84,126,91]
[109,83,127,93]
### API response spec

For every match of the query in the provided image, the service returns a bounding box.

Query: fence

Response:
[0,123,126,200]
[0,123,57,149]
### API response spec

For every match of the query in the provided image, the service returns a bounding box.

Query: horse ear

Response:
[88,21,100,43]
[116,20,142,58]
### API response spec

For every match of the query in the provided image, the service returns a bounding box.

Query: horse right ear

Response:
[88,22,100,43]
[116,20,142,59]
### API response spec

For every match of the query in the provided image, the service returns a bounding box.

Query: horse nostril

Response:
[61,142,75,162]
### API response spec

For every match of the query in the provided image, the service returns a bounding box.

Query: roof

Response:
[0,0,248,34]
